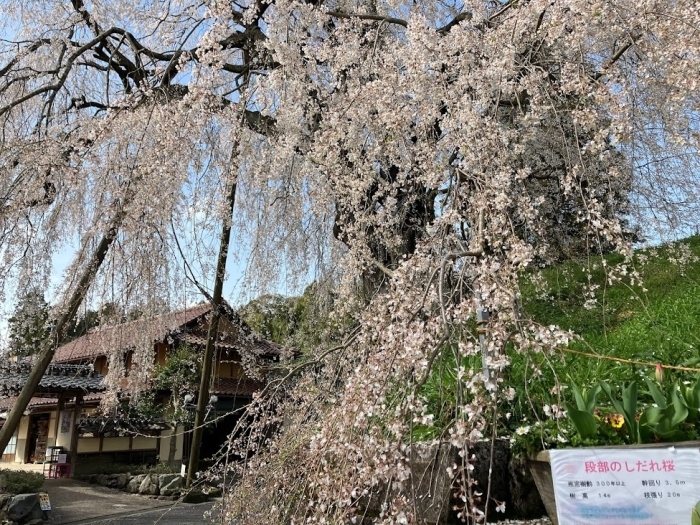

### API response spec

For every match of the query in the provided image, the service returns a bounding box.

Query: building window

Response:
[3,434,17,455]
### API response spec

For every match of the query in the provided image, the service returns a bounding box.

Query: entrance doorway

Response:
[26,413,50,463]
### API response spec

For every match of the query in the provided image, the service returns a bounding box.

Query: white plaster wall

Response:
[77,437,101,453]
[158,426,185,462]
[14,415,30,463]
[48,412,57,440]
[132,436,157,450]
[102,437,131,452]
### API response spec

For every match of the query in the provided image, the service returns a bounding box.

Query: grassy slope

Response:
[499,236,700,423]
[524,236,700,369]
[413,238,700,441]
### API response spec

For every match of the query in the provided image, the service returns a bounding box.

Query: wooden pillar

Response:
[52,394,63,445]
[69,394,82,477]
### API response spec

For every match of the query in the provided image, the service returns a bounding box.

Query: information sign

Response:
[38,492,51,511]
[550,447,700,525]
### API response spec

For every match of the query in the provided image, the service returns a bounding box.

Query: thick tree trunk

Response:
[0,203,128,455]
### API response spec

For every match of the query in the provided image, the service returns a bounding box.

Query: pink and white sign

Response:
[550,447,700,525]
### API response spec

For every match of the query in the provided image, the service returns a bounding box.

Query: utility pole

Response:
[185,176,237,489]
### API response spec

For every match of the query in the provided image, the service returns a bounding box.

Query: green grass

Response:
[509,237,700,421]
[523,236,700,373]
[415,236,700,442]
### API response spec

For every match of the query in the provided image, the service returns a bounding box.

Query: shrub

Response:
[74,461,146,477]
[0,469,44,494]
[147,462,175,475]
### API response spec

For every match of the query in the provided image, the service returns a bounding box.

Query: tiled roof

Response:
[53,303,212,363]
[179,332,285,358]
[0,396,58,411]
[52,302,286,364]
[211,377,264,397]
[0,363,105,398]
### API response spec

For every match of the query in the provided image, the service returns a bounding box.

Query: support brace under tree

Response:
[185,175,237,489]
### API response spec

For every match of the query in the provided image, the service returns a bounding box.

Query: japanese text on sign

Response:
[549,447,700,525]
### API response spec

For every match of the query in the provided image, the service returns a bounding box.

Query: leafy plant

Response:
[564,383,600,439]
[639,379,690,441]
[600,381,641,443]
[154,344,201,422]
[680,377,700,423]
[0,469,44,494]
[692,501,700,525]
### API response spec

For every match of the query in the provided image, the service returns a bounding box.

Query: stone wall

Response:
[357,440,545,524]
[80,472,184,499]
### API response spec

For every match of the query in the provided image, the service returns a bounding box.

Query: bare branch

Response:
[327,11,408,28]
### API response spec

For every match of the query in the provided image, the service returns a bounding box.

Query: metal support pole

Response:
[477,305,491,381]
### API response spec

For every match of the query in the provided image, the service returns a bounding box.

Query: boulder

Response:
[105,474,120,489]
[468,439,512,517]
[509,457,546,518]
[127,474,147,494]
[96,474,111,487]
[182,490,207,504]
[158,475,182,497]
[138,473,159,496]
[204,486,222,498]
[8,493,43,524]
[361,442,455,524]
[356,440,526,524]
[0,493,10,523]
[116,473,131,490]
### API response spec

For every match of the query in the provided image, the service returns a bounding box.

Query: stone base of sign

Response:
[527,450,558,525]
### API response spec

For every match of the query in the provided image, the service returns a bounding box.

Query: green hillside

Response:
[416,237,700,445]
[499,236,700,445]
[523,236,700,378]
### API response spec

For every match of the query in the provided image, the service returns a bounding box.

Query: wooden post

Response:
[186,176,237,489]
[0,201,128,455]
[53,394,64,448]
[69,394,82,478]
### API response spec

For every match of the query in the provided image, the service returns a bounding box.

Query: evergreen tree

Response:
[7,289,51,359]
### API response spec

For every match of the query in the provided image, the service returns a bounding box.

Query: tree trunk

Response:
[0,201,129,454]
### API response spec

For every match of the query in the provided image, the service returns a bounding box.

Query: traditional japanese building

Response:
[0,303,286,474]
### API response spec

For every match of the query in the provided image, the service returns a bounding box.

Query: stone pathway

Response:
[42,479,171,524]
